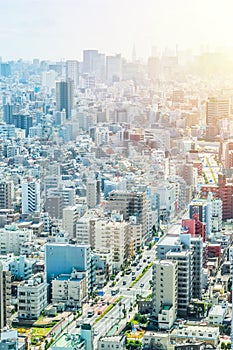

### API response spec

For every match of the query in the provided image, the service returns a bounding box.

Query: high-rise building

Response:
[56,80,74,119]
[3,104,13,125]
[12,114,33,137]
[45,243,93,294]
[0,181,13,210]
[62,206,79,238]
[83,50,99,74]
[224,140,233,169]
[206,97,230,126]
[0,263,11,331]
[152,260,177,327]
[107,190,148,235]
[201,173,233,220]
[0,63,11,77]
[166,250,193,316]
[21,179,41,215]
[86,178,101,208]
[106,54,122,83]
[0,224,33,255]
[66,60,79,88]
[206,97,230,140]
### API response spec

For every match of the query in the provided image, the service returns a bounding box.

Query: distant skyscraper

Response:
[66,60,79,88]
[106,54,122,83]
[83,50,98,74]
[12,114,33,137]
[56,80,74,119]
[3,103,13,124]
[0,63,11,77]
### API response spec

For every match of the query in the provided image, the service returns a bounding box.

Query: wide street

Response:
[61,243,156,349]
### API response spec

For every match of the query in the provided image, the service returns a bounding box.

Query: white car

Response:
[94,330,99,336]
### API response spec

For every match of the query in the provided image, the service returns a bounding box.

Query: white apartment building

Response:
[62,206,79,238]
[98,335,126,350]
[152,260,178,324]
[93,217,130,271]
[18,273,47,320]
[211,198,223,232]
[52,269,87,308]
[95,127,109,146]
[76,217,91,245]
[128,219,142,253]
[166,250,193,316]
[0,224,33,255]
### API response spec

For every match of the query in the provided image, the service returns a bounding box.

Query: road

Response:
[52,244,156,350]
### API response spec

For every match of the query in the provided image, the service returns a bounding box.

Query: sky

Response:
[1,0,233,61]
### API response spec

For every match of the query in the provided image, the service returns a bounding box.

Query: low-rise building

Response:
[18,273,47,320]
[52,269,87,309]
[208,303,228,325]
[98,335,126,350]
[170,325,219,347]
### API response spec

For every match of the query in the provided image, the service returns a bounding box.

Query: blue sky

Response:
[1,0,233,61]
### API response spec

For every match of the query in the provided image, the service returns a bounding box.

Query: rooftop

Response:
[51,333,84,348]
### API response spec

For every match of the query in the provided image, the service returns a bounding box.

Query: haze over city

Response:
[1,1,233,350]
[1,0,233,60]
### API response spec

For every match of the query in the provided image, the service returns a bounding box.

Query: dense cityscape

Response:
[2,2,233,347]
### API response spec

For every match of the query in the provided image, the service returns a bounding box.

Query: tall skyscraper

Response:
[106,54,122,83]
[83,50,98,74]
[3,103,13,124]
[56,80,74,119]
[66,60,79,88]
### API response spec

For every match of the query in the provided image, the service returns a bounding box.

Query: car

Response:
[143,259,146,262]
[140,283,144,288]
[132,276,136,281]
[136,266,140,271]
[132,271,135,275]
[122,280,127,285]
[94,330,99,336]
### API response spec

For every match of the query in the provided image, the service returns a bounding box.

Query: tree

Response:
[221,342,226,350]
[122,309,127,318]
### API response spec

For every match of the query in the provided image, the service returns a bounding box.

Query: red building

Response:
[201,173,233,220]
[207,244,221,266]
[182,213,206,242]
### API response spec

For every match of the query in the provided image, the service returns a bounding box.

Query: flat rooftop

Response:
[52,333,84,348]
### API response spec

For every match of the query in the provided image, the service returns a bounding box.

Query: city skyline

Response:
[1,0,233,61]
